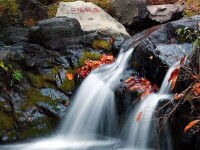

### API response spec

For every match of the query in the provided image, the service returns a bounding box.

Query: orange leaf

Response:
[168,68,180,91]
[66,73,74,80]
[184,120,200,133]
[136,111,143,122]
[192,83,200,96]
[125,76,134,83]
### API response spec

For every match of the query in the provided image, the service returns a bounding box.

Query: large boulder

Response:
[130,15,199,85]
[56,1,130,37]
[110,0,148,29]
[147,4,184,23]
[29,17,84,51]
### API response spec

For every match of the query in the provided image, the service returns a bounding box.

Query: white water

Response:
[122,63,179,149]
[0,33,177,150]
[58,48,134,137]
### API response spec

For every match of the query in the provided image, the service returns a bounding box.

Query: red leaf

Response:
[168,68,180,91]
[136,111,143,122]
[184,120,200,133]
[180,54,186,66]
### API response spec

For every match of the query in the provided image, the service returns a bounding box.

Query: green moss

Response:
[78,51,101,67]
[0,0,21,22]
[21,88,50,110]
[26,66,62,88]
[59,78,75,92]
[0,113,13,132]
[92,39,112,51]
[27,72,54,88]
[20,117,55,139]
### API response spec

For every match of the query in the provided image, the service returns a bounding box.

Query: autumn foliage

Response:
[77,54,114,78]
[124,76,158,100]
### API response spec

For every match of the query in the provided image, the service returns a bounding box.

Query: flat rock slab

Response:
[56,1,130,36]
[147,4,183,23]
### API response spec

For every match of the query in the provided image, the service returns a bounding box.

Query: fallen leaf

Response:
[180,54,186,66]
[192,83,200,96]
[136,111,143,122]
[168,68,180,91]
[66,72,74,80]
[184,120,200,133]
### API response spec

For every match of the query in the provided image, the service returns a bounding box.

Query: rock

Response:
[29,17,84,51]
[131,16,199,85]
[18,0,48,21]
[56,1,130,37]
[147,0,178,5]
[39,88,69,118]
[147,4,184,23]
[0,27,29,44]
[110,0,148,29]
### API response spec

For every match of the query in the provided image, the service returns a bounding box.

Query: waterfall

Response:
[0,29,176,150]
[58,48,134,137]
[121,63,179,149]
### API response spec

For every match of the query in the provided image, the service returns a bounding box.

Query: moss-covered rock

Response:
[92,39,112,51]
[78,51,101,67]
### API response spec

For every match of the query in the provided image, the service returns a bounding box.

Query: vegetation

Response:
[92,39,112,51]
[0,0,21,22]
[177,0,200,16]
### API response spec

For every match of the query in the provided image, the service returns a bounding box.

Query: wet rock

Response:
[131,16,199,85]
[0,27,29,44]
[29,17,84,51]
[39,88,69,118]
[56,1,130,36]
[147,4,184,23]
[110,0,148,29]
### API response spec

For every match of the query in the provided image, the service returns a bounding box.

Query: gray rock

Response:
[0,27,29,44]
[110,0,148,28]
[131,16,199,84]
[29,17,84,51]
[147,4,184,23]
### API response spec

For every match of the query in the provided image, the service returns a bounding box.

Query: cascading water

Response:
[58,47,134,137]
[121,63,179,149]
[0,29,175,150]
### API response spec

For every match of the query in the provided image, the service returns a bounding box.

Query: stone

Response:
[110,0,148,29]
[29,17,84,51]
[0,27,29,44]
[147,0,178,5]
[147,4,184,23]
[131,15,199,85]
[56,1,130,36]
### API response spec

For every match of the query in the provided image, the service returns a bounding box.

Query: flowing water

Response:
[121,63,178,149]
[0,30,175,150]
